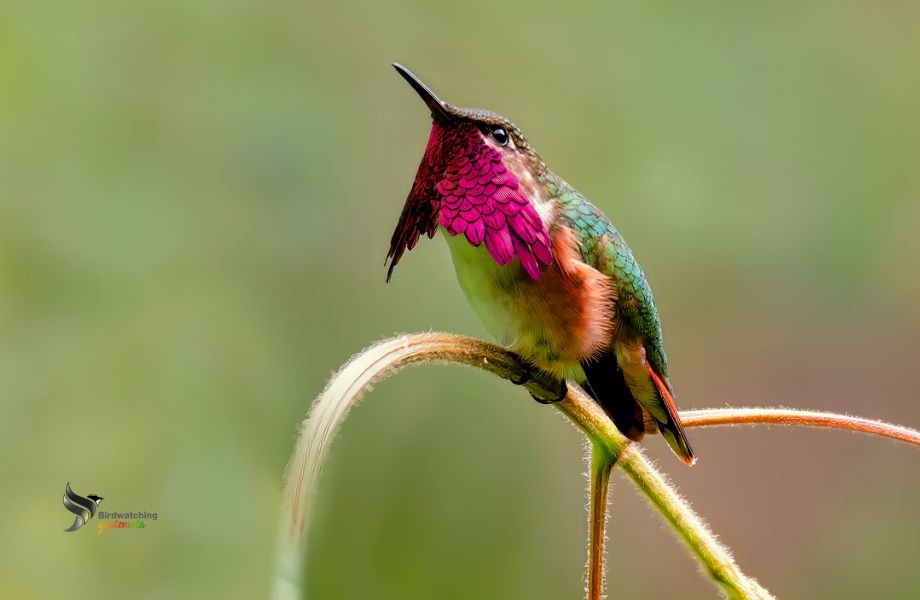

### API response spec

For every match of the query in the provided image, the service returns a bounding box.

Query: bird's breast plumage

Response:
[444,220,615,378]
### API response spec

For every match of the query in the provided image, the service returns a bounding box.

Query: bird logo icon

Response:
[62,482,104,532]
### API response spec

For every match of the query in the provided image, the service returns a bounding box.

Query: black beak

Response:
[393,63,453,122]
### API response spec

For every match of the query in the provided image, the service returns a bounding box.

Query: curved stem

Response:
[274,332,920,600]
[588,445,616,600]
[273,333,552,599]
[616,445,771,599]
[682,408,920,447]
[556,384,773,599]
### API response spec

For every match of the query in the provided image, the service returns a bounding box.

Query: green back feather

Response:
[552,183,670,378]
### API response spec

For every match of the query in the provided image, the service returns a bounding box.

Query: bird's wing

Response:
[558,189,694,465]
[556,191,668,376]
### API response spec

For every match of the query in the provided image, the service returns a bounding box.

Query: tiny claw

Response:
[510,368,532,386]
[529,392,555,405]
[530,379,567,405]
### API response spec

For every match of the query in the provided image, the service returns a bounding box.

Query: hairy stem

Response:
[273,333,550,599]
[588,445,616,600]
[274,332,920,600]
[554,379,773,599]
[617,446,772,599]
[682,408,920,447]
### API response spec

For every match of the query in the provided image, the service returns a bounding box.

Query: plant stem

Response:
[552,377,774,599]
[274,332,920,600]
[588,445,616,600]
[617,446,772,599]
[681,408,920,446]
[273,333,551,599]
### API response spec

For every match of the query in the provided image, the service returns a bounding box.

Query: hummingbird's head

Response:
[386,64,553,282]
[87,494,104,504]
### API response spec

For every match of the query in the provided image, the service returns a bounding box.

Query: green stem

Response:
[273,332,920,599]
[617,446,771,599]
[552,373,774,600]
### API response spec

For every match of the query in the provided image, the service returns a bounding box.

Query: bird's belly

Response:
[443,228,611,378]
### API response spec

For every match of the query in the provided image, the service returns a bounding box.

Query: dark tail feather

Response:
[646,365,696,466]
[583,351,696,466]
[582,352,649,442]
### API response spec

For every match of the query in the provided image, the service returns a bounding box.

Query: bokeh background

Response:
[2,1,919,598]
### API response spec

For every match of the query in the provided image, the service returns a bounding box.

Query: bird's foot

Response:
[511,364,567,404]
[530,379,567,405]
[510,367,531,386]
[510,365,569,404]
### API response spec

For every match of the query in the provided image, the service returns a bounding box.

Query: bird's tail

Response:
[645,365,696,466]
[581,352,651,442]
[581,349,696,466]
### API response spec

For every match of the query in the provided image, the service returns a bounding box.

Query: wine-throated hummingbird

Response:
[386,64,695,466]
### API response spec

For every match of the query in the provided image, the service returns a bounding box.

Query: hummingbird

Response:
[386,64,695,466]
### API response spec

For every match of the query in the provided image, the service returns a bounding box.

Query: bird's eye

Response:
[490,127,509,146]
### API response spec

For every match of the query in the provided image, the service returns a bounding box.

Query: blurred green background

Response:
[2,1,919,598]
